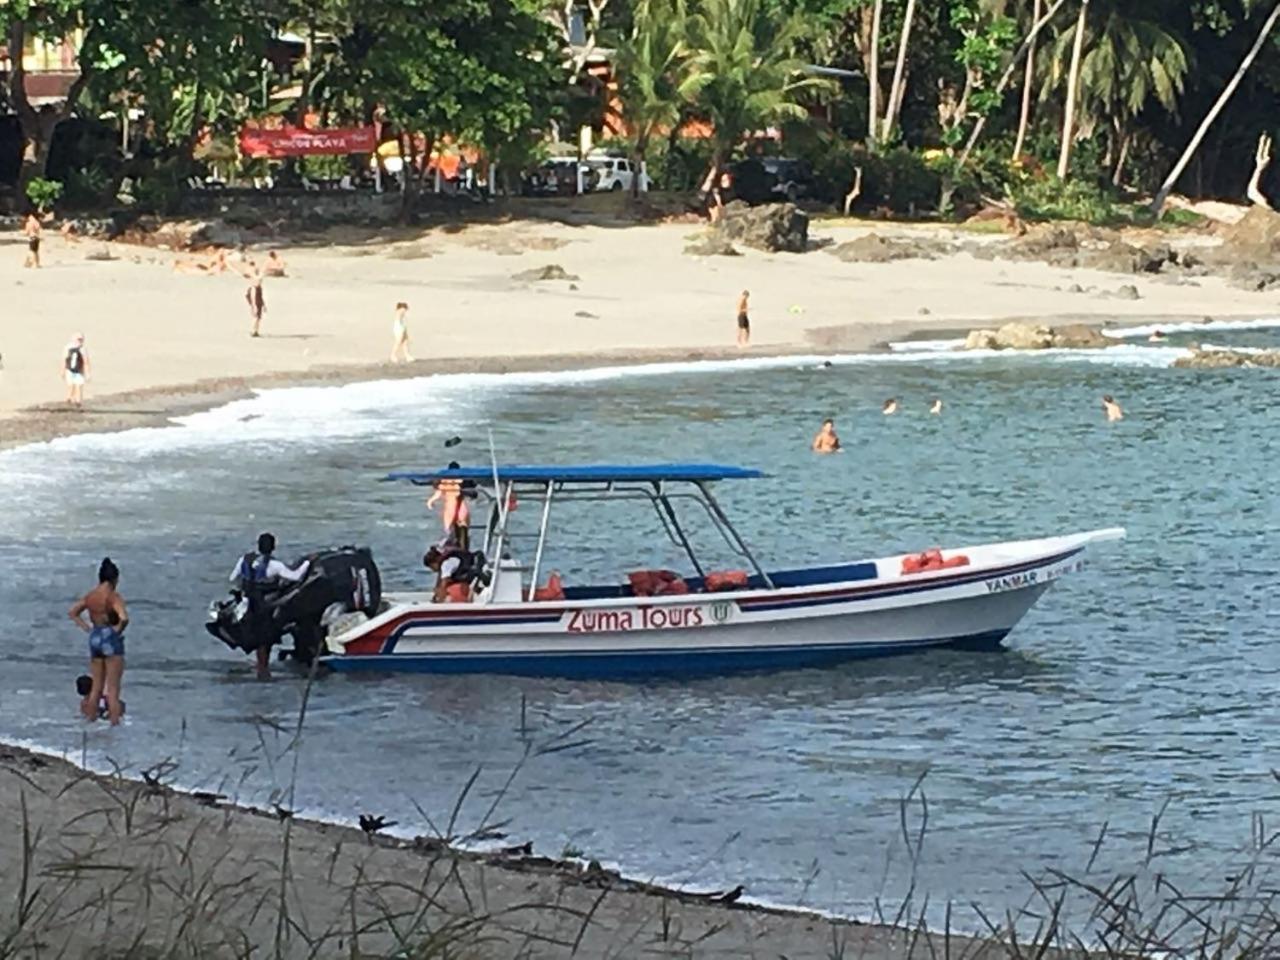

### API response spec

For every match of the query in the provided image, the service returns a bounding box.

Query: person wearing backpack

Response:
[63,333,89,407]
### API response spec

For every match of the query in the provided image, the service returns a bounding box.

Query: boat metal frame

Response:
[461,477,776,601]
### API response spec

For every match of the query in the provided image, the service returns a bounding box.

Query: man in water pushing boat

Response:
[230,533,311,678]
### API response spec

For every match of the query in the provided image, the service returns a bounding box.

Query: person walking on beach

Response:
[390,301,414,363]
[68,557,128,725]
[23,212,42,268]
[736,290,751,347]
[62,333,89,407]
[243,259,266,337]
[812,418,841,454]
[1102,395,1124,421]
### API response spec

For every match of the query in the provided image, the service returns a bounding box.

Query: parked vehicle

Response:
[729,157,816,204]
[585,154,643,192]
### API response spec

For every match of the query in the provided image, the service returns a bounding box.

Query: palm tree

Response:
[1044,1,1191,179]
[613,0,704,197]
[687,0,830,190]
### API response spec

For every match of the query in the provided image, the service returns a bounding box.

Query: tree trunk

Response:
[881,0,918,143]
[1111,127,1131,187]
[1012,0,1042,161]
[1056,0,1090,180]
[867,0,884,148]
[1152,0,1280,215]
[1247,133,1273,208]
[631,131,648,199]
[957,0,1069,170]
[7,20,93,198]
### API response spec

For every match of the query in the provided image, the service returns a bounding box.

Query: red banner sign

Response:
[238,125,377,158]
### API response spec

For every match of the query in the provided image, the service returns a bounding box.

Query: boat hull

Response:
[318,531,1116,678]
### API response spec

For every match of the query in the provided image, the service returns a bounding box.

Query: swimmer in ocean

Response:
[1102,395,1124,421]
[930,398,943,415]
[1148,329,1167,343]
[882,398,899,415]
[812,418,841,454]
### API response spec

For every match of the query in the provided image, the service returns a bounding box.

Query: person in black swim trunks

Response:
[736,289,750,347]
[23,213,42,268]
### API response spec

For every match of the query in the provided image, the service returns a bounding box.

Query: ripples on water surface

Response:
[2,327,1279,924]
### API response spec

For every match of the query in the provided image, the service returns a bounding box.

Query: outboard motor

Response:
[206,546,382,665]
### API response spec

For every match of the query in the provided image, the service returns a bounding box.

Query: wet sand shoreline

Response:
[0,739,1022,959]
[2,311,1260,453]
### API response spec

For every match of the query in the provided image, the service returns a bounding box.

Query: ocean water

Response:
[2,322,1279,929]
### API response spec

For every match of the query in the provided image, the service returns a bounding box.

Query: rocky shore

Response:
[1172,347,1280,368]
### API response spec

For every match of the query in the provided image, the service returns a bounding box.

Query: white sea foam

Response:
[1102,317,1280,339]
[2,346,1198,470]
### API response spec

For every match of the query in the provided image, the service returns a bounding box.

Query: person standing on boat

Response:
[812,419,841,454]
[427,462,471,549]
[68,558,128,725]
[230,533,311,679]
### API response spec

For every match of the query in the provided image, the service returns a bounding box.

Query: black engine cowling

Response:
[206,546,382,665]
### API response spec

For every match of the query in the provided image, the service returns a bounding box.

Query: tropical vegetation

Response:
[0,0,1278,218]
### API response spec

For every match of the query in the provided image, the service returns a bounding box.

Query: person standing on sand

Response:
[1102,395,1124,421]
[63,333,89,407]
[23,212,42,268]
[736,290,751,347]
[427,461,471,549]
[390,301,414,363]
[812,419,841,454]
[68,557,128,725]
[243,259,266,337]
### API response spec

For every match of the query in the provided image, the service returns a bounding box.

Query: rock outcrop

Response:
[713,201,808,253]
[683,234,741,257]
[1172,348,1280,369]
[512,264,579,282]
[827,234,945,263]
[964,321,1112,351]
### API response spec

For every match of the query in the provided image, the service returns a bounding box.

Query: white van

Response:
[585,155,648,192]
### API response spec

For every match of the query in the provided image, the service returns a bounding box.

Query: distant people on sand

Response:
[736,290,751,347]
[930,398,943,415]
[882,398,899,415]
[263,250,287,277]
[243,259,266,337]
[390,301,414,363]
[63,333,89,407]
[427,461,471,550]
[174,249,228,275]
[1102,395,1124,421]
[23,213,42,268]
[68,557,128,725]
[812,419,841,454]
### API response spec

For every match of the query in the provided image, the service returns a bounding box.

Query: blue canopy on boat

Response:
[384,463,765,485]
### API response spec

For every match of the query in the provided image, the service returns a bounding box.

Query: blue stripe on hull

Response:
[322,629,1011,679]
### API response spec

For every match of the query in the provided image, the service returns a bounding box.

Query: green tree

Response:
[340,0,559,214]
[688,0,831,187]
[613,0,704,196]
[1040,0,1191,180]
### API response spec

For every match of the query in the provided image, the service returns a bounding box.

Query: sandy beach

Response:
[2,212,1273,448]
[0,742,1024,959]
